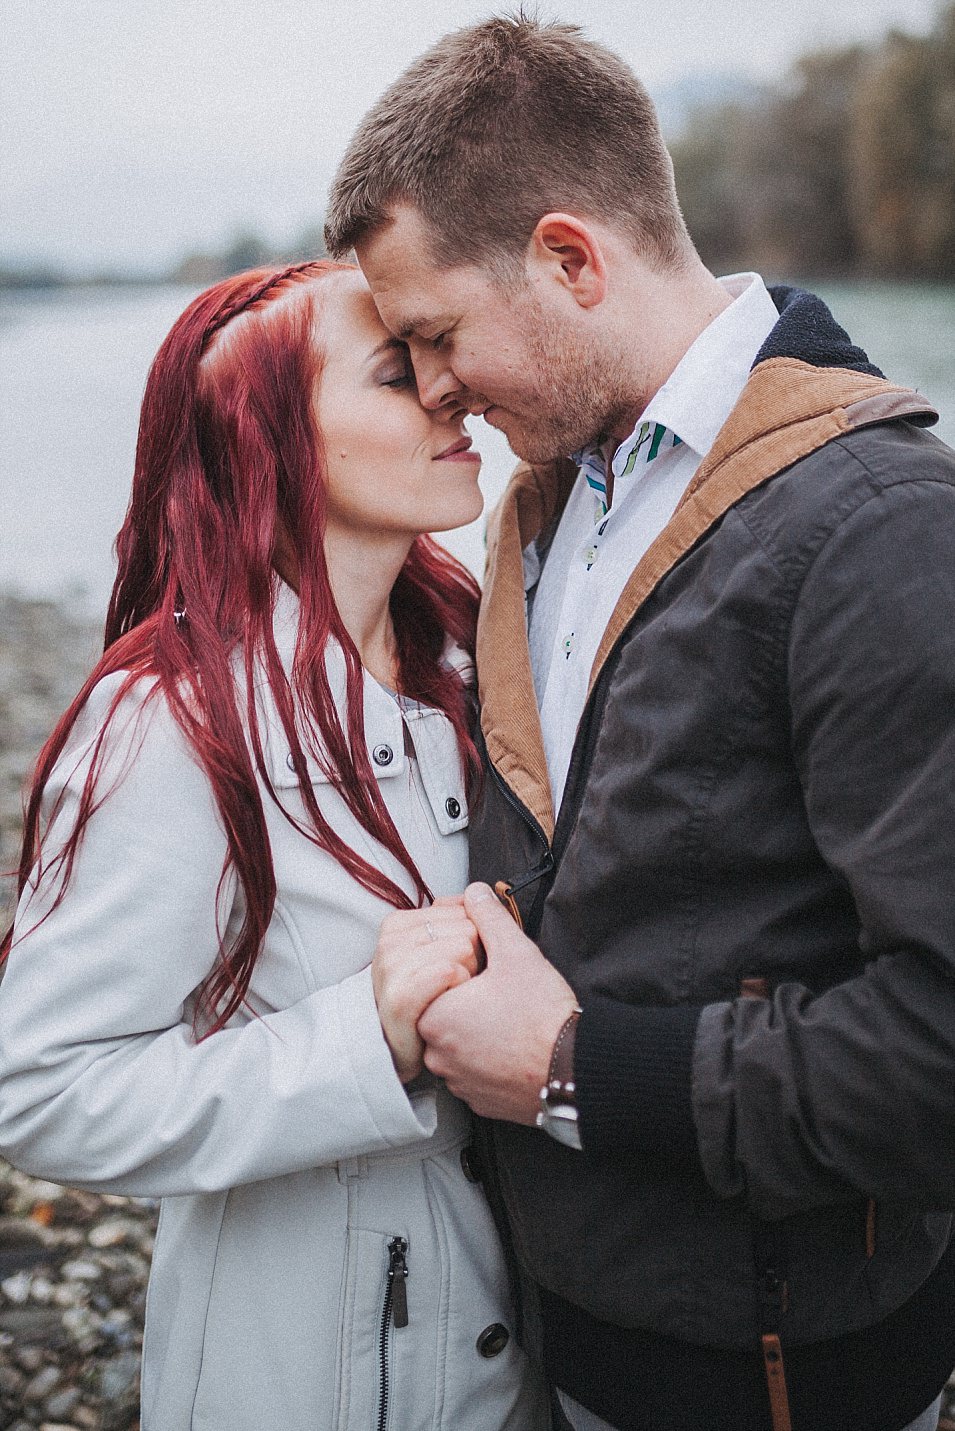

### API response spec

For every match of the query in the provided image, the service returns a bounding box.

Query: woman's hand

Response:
[372,897,481,1083]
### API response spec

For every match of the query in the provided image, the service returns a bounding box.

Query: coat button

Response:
[476,1323,510,1358]
[286,752,295,771]
[372,744,394,767]
[460,1145,481,1183]
[445,796,462,819]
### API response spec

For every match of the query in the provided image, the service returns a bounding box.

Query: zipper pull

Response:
[388,1237,408,1329]
[495,851,556,931]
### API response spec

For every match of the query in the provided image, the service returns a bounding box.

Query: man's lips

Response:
[433,436,481,461]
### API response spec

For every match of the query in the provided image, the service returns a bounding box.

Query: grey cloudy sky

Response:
[2,0,943,272]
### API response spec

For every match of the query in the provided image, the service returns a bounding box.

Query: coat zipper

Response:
[487,756,551,852]
[486,760,554,931]
[490,622,628,936]
[376,1236,408,1431]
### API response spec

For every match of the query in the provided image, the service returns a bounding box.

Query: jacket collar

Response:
[259,580,407,785]
[478,294,939,841]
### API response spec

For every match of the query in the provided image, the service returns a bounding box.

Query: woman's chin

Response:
[424,494,485,535]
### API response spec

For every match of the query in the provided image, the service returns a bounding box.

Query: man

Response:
[325,15,955,1431]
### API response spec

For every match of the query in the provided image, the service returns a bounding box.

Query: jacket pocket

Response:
[335,1228,412,1431]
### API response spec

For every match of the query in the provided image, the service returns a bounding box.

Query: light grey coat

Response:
[0,584,547,1430]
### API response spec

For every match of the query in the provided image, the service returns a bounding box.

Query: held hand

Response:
[372,898,481,1084]
[417,883,579,1124]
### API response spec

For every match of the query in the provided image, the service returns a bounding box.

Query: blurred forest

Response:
[671,1,955,278]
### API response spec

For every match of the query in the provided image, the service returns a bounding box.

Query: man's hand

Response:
[372,897,481,1084]
[417,882,579,1124]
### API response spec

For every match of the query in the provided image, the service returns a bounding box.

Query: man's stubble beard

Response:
[503,298,635,466]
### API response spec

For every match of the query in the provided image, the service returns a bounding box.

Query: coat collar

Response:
[477,359,938,843]
[259,580,407,786]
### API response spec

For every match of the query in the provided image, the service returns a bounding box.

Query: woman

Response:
[0,261,547,1430]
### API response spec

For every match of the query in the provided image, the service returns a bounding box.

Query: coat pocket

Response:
[335,1228,412,1431]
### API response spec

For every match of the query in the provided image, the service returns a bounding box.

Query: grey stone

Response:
[59,1261,101,1283]
[0,1363,25,1395]
[2,1308,69,1345]
[0,1271,32,1304]
[13,1346,44,1372]
[42,1387,82,1419]
[97,1349,140,1403]
[22,1363,61,1401]
[87,1218,138,1250]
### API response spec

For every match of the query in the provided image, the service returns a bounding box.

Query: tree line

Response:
[670,2,955,279]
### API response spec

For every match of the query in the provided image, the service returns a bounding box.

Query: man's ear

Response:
[528,213,607,308]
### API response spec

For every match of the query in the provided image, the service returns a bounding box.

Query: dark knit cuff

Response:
[574,998,703,1166]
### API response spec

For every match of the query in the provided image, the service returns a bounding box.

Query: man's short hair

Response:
[324,11,692,275]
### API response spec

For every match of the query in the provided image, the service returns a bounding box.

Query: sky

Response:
[2,0,944,274]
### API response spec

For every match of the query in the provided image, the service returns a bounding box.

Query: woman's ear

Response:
[528,213,607,308]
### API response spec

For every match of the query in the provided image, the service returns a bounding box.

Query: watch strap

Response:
[547,1006,582,1097]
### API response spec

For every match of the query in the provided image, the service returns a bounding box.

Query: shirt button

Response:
[372,744,394,767]
[460,1144,481,1182]
[445,796,462,819]
[477,1323,510,1358]
[562,633,575,659]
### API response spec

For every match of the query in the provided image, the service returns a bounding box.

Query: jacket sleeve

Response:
[576,473,955,1218]
[0,676,435,1198]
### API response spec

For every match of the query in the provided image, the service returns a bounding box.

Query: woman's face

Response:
[314,271,483,542]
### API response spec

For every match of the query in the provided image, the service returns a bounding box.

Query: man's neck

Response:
[606,260,732,444]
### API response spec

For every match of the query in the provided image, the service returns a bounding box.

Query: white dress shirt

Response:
[526,272,780,811]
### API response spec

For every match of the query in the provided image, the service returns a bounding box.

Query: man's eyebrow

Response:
[367,336,407,362]
[393,316,438,341]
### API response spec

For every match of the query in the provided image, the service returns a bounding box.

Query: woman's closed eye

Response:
[381,363,416,390]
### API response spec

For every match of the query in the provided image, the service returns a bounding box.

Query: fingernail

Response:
[467,882,493,902]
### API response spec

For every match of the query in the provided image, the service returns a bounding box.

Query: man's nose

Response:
[412,354,463,412]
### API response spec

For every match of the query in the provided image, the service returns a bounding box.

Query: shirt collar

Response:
[634,272,779,460]
[572,272,780,487]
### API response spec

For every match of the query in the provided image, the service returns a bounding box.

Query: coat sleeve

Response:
[574,471,955,1218]
[0,675,435,1197]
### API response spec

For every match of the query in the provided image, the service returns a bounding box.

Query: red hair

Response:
[3,261,481,1033]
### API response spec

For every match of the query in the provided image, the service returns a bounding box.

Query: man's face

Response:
[355,206,618,464]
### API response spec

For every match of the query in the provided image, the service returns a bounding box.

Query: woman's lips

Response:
[433,437,481,462]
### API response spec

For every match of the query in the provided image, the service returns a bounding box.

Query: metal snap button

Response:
[372,744,394,767]
[445,796,462,820]
[476,1323,510,1358]
[460,1145,481,1183]
[286,752,296,771]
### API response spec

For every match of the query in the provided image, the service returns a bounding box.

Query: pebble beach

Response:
[1,593,149,1430]
[1,589,954,1430]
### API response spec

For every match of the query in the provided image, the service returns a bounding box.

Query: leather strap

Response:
[494,880,523,929]
[548,1007,582,1094]
[761,1333,793,1431]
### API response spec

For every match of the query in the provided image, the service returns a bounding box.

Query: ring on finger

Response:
[425,919,436,941]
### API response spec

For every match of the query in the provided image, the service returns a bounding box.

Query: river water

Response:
[2,281,953,617]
